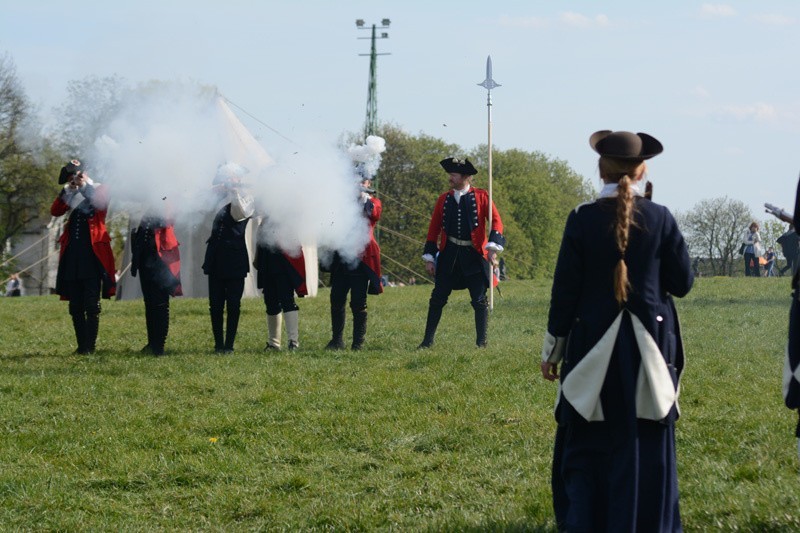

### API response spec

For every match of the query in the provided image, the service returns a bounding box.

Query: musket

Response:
[478,56,500,311]
[765,202,793,224]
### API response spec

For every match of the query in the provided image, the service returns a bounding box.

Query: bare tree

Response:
[53,74,127,156]
[679,197,752,276]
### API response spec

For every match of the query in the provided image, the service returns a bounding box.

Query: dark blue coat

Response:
[202,204,251,279]
[785,179,800,436]
[543,195,693,532]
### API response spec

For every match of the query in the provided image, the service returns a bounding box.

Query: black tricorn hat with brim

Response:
[58,159,82,184]
[589,131,663,161]
[440,157,478,176]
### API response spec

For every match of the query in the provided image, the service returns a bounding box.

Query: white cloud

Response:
[560,12,610,28]
[692,86,711,98]
[497,15,548,29]
[497,13,609,29]
[753,14,796,26]
[700,4,737,18]
[717,102,777,122]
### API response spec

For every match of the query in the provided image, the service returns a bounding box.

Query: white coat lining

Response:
[559,310,677,422]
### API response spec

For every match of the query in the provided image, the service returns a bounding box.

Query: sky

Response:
[2,0,800,222]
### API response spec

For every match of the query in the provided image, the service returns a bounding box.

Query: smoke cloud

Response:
[83,81,384,271]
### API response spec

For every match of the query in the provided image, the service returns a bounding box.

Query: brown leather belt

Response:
[447,236,472,247]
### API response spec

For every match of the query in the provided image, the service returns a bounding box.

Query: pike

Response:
[478,56,500,310]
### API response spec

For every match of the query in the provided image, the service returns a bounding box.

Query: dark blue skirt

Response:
[552,313,682,532]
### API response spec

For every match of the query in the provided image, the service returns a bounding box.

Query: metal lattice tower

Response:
[356,19,391,139]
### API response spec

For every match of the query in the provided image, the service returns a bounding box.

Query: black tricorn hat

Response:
[440,157,478,176]
[58,159,82,184]
[589,131,663,161]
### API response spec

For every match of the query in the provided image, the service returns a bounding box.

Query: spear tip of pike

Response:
[478,55,501,90]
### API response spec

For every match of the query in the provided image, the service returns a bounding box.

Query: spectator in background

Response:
[764,246,777,277]
[742,222,763,277]
[5,273,21,296]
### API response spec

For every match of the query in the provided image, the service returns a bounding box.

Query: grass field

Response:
[1,277,799,531]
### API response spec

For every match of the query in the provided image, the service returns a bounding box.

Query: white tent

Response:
[115,97,274,300]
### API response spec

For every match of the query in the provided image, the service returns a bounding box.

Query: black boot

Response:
[351,308,368,351]
[224,305,241,353]
[85,311,100,354]
[325,305,346,350]
[418,298,444,349]
[71,312,88,354]
[210,307,225,352]
[141,303,154,353]
[473,298,489,348]
[151,303,169,356]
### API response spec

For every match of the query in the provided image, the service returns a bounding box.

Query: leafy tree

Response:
[483,148,593,278]
[759,218,788,259]
[679,196,752,276]
[0,53,62,263]
[369,124,592,282]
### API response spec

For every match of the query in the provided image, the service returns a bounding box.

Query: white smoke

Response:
[88,82,237,220]
[83,80,383,273]
[347,134,386,180]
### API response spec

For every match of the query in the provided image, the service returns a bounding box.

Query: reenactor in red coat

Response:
[50,160,116,354]
[131,206,182,356]
[325,176,383,351]
[255,214,307,351]
[418,157,505,348]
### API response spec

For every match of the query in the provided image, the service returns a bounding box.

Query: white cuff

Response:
[541,331,566,364]
[422,254,435,263]
[485,242,504,252]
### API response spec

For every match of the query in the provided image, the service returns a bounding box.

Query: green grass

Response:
[1,278,798,530]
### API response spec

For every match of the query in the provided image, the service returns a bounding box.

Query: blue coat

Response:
[784,179,800,436]
[542,195,693,532]
[544,196,693,425]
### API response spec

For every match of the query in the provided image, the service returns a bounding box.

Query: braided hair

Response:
[598,157,647,306]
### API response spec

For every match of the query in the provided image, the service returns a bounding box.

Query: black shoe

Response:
[141,344,153,354]
[325,339,345,350]
[265,344,280,351]
[288,341,299,351]
[417,341,433,350]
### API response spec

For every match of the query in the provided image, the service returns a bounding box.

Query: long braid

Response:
[614,174,635,305]
[598,157,645,306]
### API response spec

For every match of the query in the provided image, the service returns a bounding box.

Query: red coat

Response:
[50,184,117,299]
[154,225,182,297]
[425,187,504,260]
[361,197,383,294]
[284,251,308,297]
